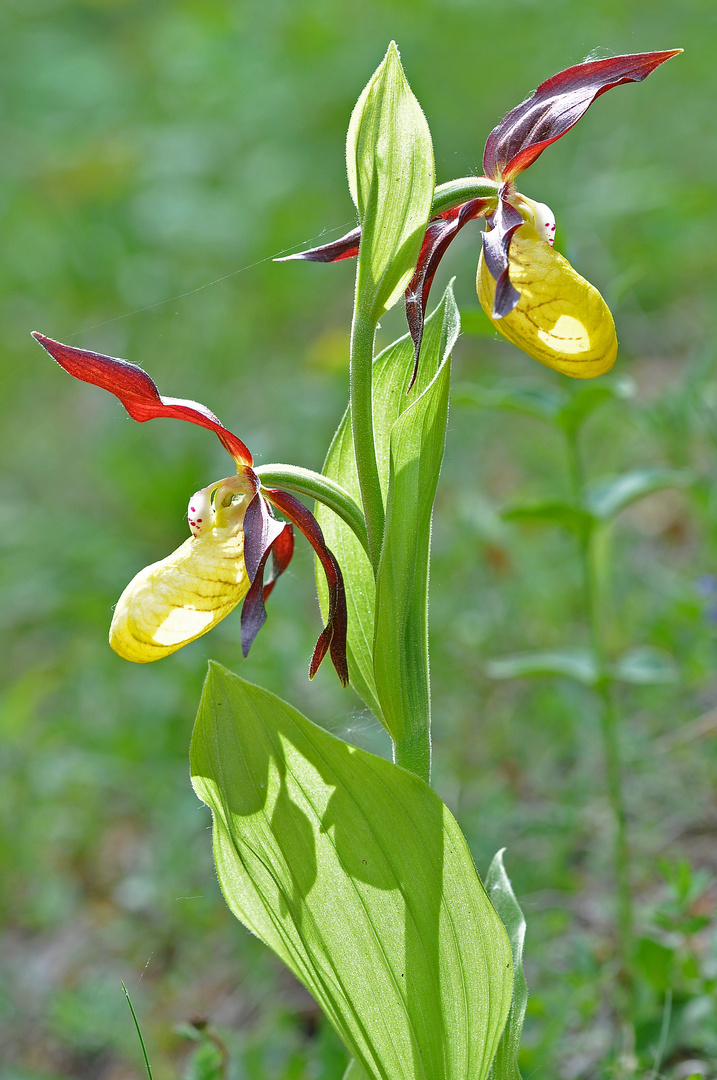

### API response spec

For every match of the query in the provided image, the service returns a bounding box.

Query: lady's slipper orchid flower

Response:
[282,50,679,381]
[32,333,348,684]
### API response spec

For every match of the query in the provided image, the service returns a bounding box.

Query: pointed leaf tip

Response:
[485,849,528,1080]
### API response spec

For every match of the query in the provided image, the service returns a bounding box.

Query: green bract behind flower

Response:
[347,41,435,319]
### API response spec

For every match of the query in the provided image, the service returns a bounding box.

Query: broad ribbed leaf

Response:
[372,291,458,771]
[316,290,459,725]
[584,468,692,521]
[486,851,527,1080]
[346,42,435,317]
[485,649,598,686]
[191,664,513,1080]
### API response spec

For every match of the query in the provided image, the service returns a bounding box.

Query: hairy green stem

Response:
[567,432,635,1042]
[256,464,370,557]
[343,175,500,570]
[393,728,431,785]
[350,307,384,572]
[430,176,500,217]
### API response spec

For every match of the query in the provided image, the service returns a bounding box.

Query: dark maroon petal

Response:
[405,198,492,386]
[481,194,524,318]
[240,495,291,657]
[263,524,295,602]
[240,558,272,657]
[32,333,253,465]
[483,50,681,181]
[240,532,293,657]
[275,226,361,264]
[263,488,349,686]
[242,493,286,584]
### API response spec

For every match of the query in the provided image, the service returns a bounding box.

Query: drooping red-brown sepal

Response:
[32,333,253,466]
[240,493,290,657]
[405,198,491,386]
[481,194,525,318]
[483,50,681,182]
[262,488,349,686]
[275,226,361,264]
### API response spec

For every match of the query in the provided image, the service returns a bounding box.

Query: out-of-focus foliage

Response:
[1,1,716,1078]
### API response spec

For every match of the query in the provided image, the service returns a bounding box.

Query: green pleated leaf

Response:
[316,289,460,725]
[502,501,591,534]
[486,851,527,1080]
[584,468,692,521]
[485,649,599,686]
[343,1061,370,1080]
[452,381,565,422]
[453,375,634,435]
[635,936,675,992]
[555,376,634,437]
[347,42,435,317]
[612,646,679,685]
[191,664,513,1080]
[372,290,458,773]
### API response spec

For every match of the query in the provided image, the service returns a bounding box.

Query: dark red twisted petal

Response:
[263,525,295,602]
[242,491,286,583]
[240,494,294,657]
[32,333,253,466]
[276,201,496,385]
[262,488,349,686]
[481,194,525,318]
[274,226,361,264]
[405,197,492,387]
[483,50,681,182]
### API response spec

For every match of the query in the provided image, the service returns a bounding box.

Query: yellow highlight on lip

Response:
[110,494,249,663]
[477,224,618,378]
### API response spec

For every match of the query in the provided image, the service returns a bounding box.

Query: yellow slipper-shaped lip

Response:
[478,222,617,379]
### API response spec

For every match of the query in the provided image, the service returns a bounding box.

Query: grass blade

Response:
[121,980,154,1080]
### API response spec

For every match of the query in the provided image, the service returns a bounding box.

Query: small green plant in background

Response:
[33,43,682,1080]
[462,375,692,1063]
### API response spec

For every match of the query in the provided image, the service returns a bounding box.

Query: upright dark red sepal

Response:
[275,226,361,264]
[483,50,682,182]
[262,488,349,686]
[32,333,253,466]
[405,198,491,386]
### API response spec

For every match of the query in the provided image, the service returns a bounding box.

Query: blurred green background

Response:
[2,1,717,1077]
